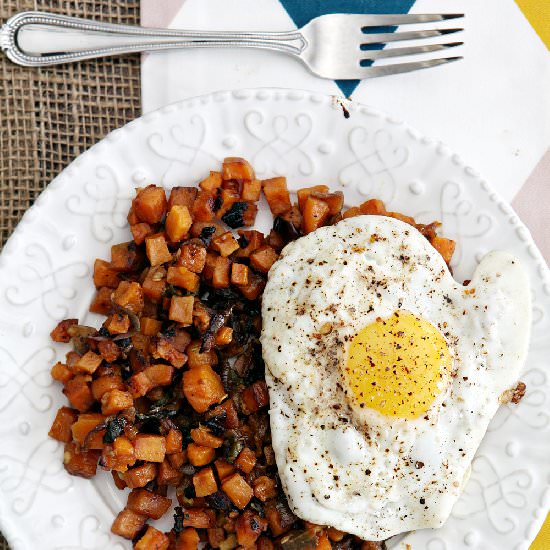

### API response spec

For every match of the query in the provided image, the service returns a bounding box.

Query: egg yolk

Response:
[345,311,452,419]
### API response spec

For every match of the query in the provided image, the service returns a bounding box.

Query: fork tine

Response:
[361,28,463,45]
[356,57,463,79]
[360,42,463,62]
[358,13,464,27]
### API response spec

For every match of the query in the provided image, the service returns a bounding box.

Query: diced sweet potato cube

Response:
[187,443,215,466]
[104,313,130,335]
[212,256,231,289]
[102,435,136,472]
[49,406,78,443]
[202,252,218,282]
[242,380,269,414]
[101,389,133,415]
[215,327,233,346]
[166,205,193,242]
[177,528,200,550]
[359,198,387,215]
[93,259,120,289]
[142,266,166,303]
[242,202,258,227]
[312,191,344,216]
[231,263,249,286]
[223,157,255,183]
[253,476,278,502]
[262,177,291,215]
[222,473,253,509]
[242,179,262,202]
[297,185,330,212]
[186,340,218,369]
[178,242,207,273]
[235,447,257,474]
[238,273,266,301]
[74,350,102,375]
[192,301,211,333]
[207,399,239,429]
[265,502,296,536]
[110,241,144,273]
[211,232,240,257]
[236,230,264,257]
[214,459,235,481]
[192,190,216,222]
[64,441,101,479]
[140,316,162,336]
[51,362,73,384]
[112,470,127,490]
[127,488,172,519]
[113,281,144,315]
[91,374,124,400]
[169,186,197,210]
[165,428,183,455]
[135,526,170,550]
[133,185,167,224]
[181,508,216,529]
[134,434,166,463]
[193,467,218,497]
[217,189,242,218]
[63,375,94,412]
[169,296,195,326]
[343,206,362,219]
[199,171,223,192]
[127,205,139,225]
[387,211,416,225]
[190,426,223,448]
[316,533,332,550]
[144,364,175,387]
[128,371,153,398]
[71,412,105,449]
[90,288,114,316]
[327,528,345,542]
[111,507,147,540]
[280,205,303,232]
[130,222,154,246]
[236,510,268,546]
[98,339,121,362]
[183,365,225,413]
[146,234,173,267]
[124,463,158,489]
[303,196,331,234]
[430,236,456,265]
[167,266,200,292]
[50,318,78,343]
[169,451,187,469]
[249,246,278,273]
[152,337,187,368]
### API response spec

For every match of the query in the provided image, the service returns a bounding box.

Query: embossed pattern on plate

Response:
[0,89,548,550]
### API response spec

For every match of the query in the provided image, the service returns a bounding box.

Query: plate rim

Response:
[1,86,548,549]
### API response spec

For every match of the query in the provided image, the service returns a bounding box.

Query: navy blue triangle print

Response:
[278,0,416,96]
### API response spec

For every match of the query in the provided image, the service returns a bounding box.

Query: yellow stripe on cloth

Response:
[515,0,550,49]
[531,513,550,549]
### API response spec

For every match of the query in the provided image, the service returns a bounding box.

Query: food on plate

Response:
[46,156,528,548]
[262,215,531,540]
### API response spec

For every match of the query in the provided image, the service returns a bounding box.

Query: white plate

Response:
[0,88,548,550]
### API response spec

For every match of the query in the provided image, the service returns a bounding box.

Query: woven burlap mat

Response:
[0,1,141,547]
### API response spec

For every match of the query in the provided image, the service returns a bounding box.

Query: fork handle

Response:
[1,11,305,67]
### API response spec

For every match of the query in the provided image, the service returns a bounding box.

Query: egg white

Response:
[261,215,531,540]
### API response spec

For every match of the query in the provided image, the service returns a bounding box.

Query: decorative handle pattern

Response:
[0,11,305,67]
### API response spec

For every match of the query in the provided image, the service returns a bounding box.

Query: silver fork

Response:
[1,11,464,78]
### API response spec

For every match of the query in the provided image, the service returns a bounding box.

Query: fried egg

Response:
[261,215,531,540]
